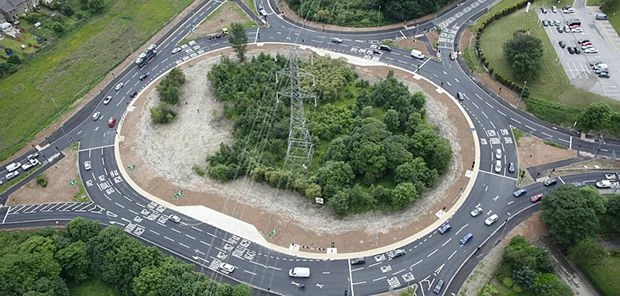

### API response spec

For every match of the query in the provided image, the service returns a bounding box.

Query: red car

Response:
[530,193,544,203]
[107,117,116,128]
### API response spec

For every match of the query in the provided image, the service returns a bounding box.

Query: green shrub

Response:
[191,164,206,176]
[36,174,48,187]
[149,103,176,124]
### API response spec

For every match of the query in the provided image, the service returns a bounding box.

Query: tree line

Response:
[205,53,451,216]
[0,218,251,296]
[151,68,186,124]
[286,0,453,27]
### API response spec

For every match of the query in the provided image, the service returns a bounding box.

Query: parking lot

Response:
[537,4,620,98]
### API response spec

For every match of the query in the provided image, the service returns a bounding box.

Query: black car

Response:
[508,162,516,173]
[130,92,138,98]
[542,20,549,26]
[556,26,564,33]
[379,44,391,52]
[574,47,581,54]
[567,46,575,54]
[544,178,558,186]
[139,74,149,81]
[540,7,547,14]
[558,41,566,48]
[350,257,365,265]
[599,72,610,78]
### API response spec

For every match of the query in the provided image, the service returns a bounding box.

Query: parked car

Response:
[171,47,182,54]
[551,6,557,13]
[495,148,502,160]
[471,205,483,217]
[169,215,181,223]
[572,181,587,187]
[581,41,593,47]
[584,47,598,54]
[599,72,610,78]
[107,117,117,128]
[438,223,452,234]
[563,7,575,14]
[84,161,91,171]
[433,279,445,294]
[578,38,591,45]
[103,96,112,105]
[139,74,149,81]
[571,27,583,33]
[485,214,499,226]
[544,178,558,186]
[5,171,19,181]
[5,162,21,172]
[567,46,575,54]
[558,41,566,48]
[540,7,547,14]
[92,111,101,120]
[494,160,502,173]
[114,82,124,91]
[332,37,343,44]
[596,180,618,188]
[595,13,608,20]
[542,20,549,26]
[513,189,527,197]
[508,162,516,173]
[218,263,235,274]
[556,26,564,33]
[350,257,366,265]
[574,47,581,54]
[530,193,544,203]
[554,20,560,26]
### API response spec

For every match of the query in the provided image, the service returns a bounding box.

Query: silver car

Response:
[103,96,112,105]
[92,112,101,121]
[495,148,502,160]
[470,205,483,217]
[485,214,499,226]
[114,82,124,91]
[494,160,502,173]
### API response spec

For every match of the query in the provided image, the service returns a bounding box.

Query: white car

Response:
[169,215,181,223]
[485,214,499,226]
[605,173,618,180]
[114,82,124,91]
[470,205,483,217]
[92,112,101,121]
[584,47,598,54]
[84,161,91,171]
[5,162,21,172]
[494,160,502,173]
[103,96,112,105]
[571,27,583,33]
[596,180,618,188]
[332,38,343,43]
[5,171,20,181]
[495,148,502,160]
[171,47,182,54]
[551,6,557,13]
[563,8,574,14]
[219,263,235,274]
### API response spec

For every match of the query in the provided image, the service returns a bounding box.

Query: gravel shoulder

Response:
[120,44,475,252]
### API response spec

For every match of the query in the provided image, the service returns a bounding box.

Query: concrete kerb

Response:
[114,42,481,260]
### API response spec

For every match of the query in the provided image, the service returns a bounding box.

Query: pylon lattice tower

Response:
[278,49,316,169]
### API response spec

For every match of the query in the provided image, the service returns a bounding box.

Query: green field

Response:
[477,0,620,122]
[600,0,620,34]
[0,0,191,161]
[575,253,620,296]
[69,280,117,296]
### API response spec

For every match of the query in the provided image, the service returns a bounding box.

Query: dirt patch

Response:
[391,38,429,56]
[119,44,475,252]
[186,1,255,41]
[459,28,474,52]
[7,147,82,205]
[517,136,576,169]
[4,0,204,162]
[555,158,620,175]
[426,31,439,50]
[459,212,549,296]
[473,72,523,108]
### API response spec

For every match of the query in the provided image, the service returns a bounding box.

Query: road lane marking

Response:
[368,262,382,268]
[411,259,423,268]
[179,243,190,249]
[471,102,479,109]
[541,131,553,137]
[455,224,469,235]
[351,267,364,272]
[511,118,522,124]
[442,238,452,246]
[427,249,438,258]
[164,236,174,242]
[2,208,9,223]
[185,234,196,240]
[268,266,282,271]
[498,110,507,116]
[372,276,387,282]
[525,125,536,131]
[392,268,405,275]
[149,230,160,235]
[244,270,257,275]
[558,176,565,184]
[448,250,458,261]
[352,281,367,285]
[191,226,203,232]
[171,227,181,233]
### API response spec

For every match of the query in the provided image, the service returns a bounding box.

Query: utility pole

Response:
[517,80,527,109]
[50,97,66,135]
[278,49,316,169]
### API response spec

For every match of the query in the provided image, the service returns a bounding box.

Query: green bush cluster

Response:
[0,55,21,79]
[206,54,452,216]
[150,68,185,124]
[0,218,252,296]
[36,174,48,187]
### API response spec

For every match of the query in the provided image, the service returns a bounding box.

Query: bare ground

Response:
[7,147,82,205]
[515,135,576,186]
[119,45,475,252]
[185,1,255,41]
[391,38,430,56]
[458,28,473,53]
[426,31,439,50]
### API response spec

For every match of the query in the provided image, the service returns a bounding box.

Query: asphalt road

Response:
[1,0,619,295]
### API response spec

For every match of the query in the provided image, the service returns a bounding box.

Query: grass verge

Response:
[574,253,620,296]
[69,280,117,296]
[242,0,257,15]
[512,128,524,146]
[72,176,90,202]
[0,0,192,161]
[0,165,42,194]
[600,0,620,34]
[185,1,256,42]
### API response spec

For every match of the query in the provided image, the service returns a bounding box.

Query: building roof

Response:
[0,0,29,13]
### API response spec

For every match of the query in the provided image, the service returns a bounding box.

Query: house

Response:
[0,0,40,22]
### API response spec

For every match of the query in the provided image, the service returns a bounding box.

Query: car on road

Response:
[169,215,181,223]
[114,82,124,91]
[130,91,138,98]
[171,47,182,54]
[572,181,587,187]
[596,180,618,188]
[450,52,458,60]
[456,92,464,101]
[571,27,583,33]
[485,214,499,226]
[92,112,101,120]
[494,160,502,173]
[107,117,116,128]
[350,257,365,265]
[584,47,598,54]
[103,96,112,105]
[5,171,19,181]
[27,153,39,160]
[289,267,311,278]
[139,74,149,81]
[599,72,610,78]
[508,162,516,173]
[544,178,558,186]
[470,205,483,217]
[410,49,425,59]
[495,148,502,160]
[390,249,406,258]
[438,223,452,234]
[84,161,91,171]
[530,193,544,203]
[21,158,39,171]
[332,37,343,43]
[218,263,235,274]
[596,13,608,20]
[460,233,473,245]
[513,188,527,197]
[5,162,21,172]
[433,279,445,294]
[379,44,391,52]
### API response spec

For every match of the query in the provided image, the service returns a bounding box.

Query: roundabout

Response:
[1,0,619,295]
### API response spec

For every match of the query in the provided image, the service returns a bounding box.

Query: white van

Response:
[5,162,21,172]
[288,267,311,278]
[410,49,425,59]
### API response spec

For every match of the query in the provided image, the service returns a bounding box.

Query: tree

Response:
[88,0,105,13]
[228,23,248,61]
[52,22,65,33]
[503,31,544,81]
[315,161,355,197]
[7,55,21,65]
[383,109,400,131]
[577,102,612,131]
[512,265,537,291]
[607,195,620,234]
[150,103,176,124]
[568,238,607,265]
[55,241,90,282]
[533,273,573,296]
[65,217,102,242]
[391,182,418,210]
[540,185,606,250]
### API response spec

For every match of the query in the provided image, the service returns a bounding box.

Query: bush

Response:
[36,174,48,187]
[191,164,206,176]
[149,103,176,124]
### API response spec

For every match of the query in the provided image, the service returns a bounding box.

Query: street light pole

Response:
[50,97,66,135]
[517,80,527,109]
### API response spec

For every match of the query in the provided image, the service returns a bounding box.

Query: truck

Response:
[207,28,229,40]
[135,44,157,68]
